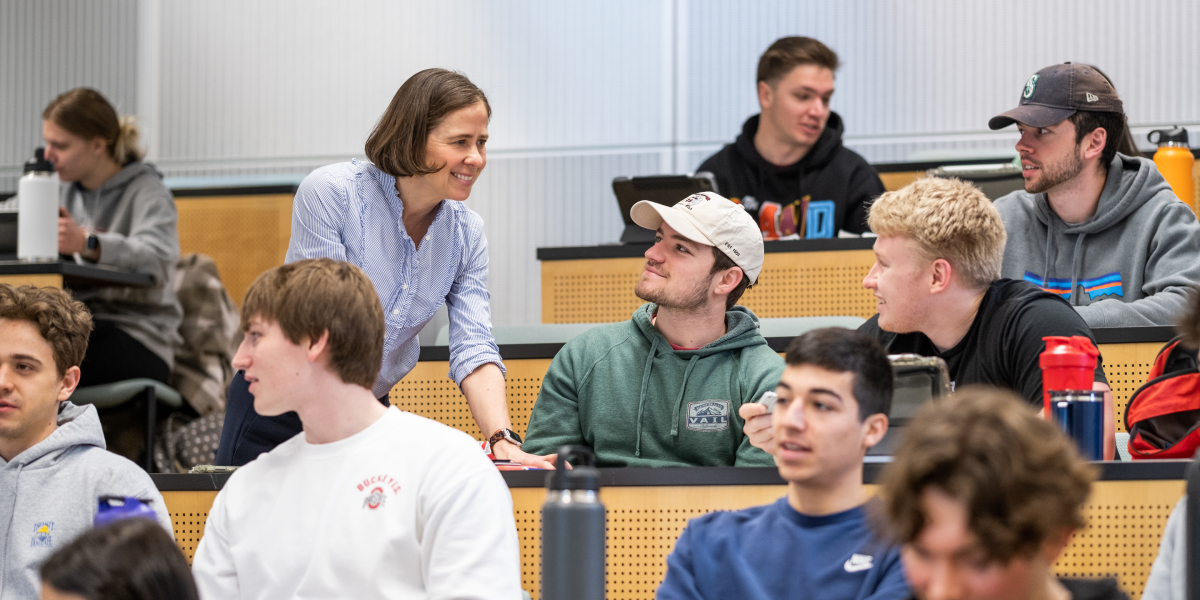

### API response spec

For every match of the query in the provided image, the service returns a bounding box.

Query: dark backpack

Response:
[1125,336,1200,459]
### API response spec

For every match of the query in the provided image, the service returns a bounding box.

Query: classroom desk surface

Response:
[156,461,1185,600]
[0,259,154,289]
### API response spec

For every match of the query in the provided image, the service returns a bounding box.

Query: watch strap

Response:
[488,428,523,448]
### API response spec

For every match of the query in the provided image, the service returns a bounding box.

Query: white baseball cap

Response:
[630,192,764,284]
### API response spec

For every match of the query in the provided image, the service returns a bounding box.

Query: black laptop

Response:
[612,173,718,244]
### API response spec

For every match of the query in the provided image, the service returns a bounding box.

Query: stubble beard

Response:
[1025,145,1085,194]
[635,268,711,312]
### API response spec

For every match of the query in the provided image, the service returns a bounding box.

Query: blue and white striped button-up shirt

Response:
[285,160,504,398]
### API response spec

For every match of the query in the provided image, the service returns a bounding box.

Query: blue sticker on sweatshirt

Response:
[1024,271,1124,301]
[31,522,53,548]
[687,400,730,432]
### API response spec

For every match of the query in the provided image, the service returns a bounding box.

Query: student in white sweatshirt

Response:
[191,258,521,600]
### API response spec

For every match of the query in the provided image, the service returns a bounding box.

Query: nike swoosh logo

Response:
[844,554,874,572]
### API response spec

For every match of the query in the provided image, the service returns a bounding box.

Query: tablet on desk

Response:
[612,173,718,244]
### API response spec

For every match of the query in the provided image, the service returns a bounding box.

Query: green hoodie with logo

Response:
[524,304,784,467]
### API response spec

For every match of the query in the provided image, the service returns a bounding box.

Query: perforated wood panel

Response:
[0,274,63,289]
[162,490,218,565]
[1054,479,1184,599]
[388,359,553,441]
[175,194,294,306]
[161,479,1179,598]
[541,250,878,323]
[1099,342,1163,433]
[879,171,925,192]
[740,250,877,318]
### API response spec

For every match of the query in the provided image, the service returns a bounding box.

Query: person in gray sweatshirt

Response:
[988,63,1200,328]
[0,284,172,600]
[43,88,182,390]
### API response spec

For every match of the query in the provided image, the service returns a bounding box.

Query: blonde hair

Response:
[867,177,1006,290]
[43,88,144,164]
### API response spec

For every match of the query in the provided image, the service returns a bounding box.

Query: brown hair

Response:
[43,88,143,164]
[710,248,755,310]
[868,177,1006,290]
[878,386,1095,563]
[0,285,93,376]
[241,259,384,389]
[365,68,491,178]
[41,517,199,600]
[757,37,840,86]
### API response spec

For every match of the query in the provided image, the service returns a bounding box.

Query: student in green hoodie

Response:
[523,192,783,467]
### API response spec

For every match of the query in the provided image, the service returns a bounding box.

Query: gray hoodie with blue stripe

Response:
[0,402,173,600]
[995,153,1200,328]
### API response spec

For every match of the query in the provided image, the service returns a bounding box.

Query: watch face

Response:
[508,430,523,444]
[87,234,98,250]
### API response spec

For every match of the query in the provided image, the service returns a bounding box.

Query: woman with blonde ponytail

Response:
[42,87,183,461]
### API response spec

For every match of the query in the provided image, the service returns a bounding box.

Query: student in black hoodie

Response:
[697,37,884,238]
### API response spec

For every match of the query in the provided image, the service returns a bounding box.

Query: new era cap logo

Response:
[1086,92,1098,102]
[844,553,874,572]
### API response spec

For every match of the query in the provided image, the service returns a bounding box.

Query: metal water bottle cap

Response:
[24,148,54,174]
[1148,126,1189,147]
[547,445,601,491]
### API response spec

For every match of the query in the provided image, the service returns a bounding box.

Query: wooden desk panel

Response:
[0,273,62,288]
[164,478,1181,600]
[175,194,294,306]
[541,250,878,323]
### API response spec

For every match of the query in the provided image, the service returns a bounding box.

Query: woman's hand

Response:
[492,441,556,469]
[58,207,87,254]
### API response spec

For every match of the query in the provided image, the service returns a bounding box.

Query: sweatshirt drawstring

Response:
[634,337,660,458]
[1041,224,1054,290]
[1070,233,1088,306]
[669,355,701,438]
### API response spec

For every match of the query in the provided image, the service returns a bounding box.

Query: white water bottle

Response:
[17,148,59,262]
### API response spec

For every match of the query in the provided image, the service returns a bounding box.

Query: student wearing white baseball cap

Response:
[523,192,784,467]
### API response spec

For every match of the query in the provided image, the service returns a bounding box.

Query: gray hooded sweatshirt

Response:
[0,402,173,600]
[59,161,183,368]
[995,153,1200,328]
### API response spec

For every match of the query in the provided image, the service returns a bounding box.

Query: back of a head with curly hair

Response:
[0,285,93,376]
[878,386,1095,563]
[867,177,1007,290]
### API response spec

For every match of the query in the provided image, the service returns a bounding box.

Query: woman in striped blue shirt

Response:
[217,69,554,469]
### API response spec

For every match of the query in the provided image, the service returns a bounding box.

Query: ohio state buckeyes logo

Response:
[356,474,401,510]
[363,487,386,510]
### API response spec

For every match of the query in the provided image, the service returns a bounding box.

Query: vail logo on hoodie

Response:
[30,522,54,548]
[687,400,730,432]
[1024,271,1123,301]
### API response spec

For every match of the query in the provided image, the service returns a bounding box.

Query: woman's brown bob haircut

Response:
[0,285,93,377]
[43,88,144,164]
[365,68,491,178]
[877,387,1095,563]
[241,259,384,389]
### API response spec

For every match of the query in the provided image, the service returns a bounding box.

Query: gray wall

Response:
[5,0,1200,325]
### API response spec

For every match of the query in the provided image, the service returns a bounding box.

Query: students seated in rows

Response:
[657,328,908,600]
[0,284,173,599]
[697,36,884,237]
[742,177,1113,456]
[523,192,783,467]
[989,62,1200,327]
[192,259,521,599]
[880,387,1129,600]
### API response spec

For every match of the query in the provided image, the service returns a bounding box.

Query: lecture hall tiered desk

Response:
[147,165,1195,599]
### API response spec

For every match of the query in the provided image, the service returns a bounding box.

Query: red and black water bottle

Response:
[1039,336,1099,416]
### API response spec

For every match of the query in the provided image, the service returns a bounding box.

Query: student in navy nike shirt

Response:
[656,328,909,600]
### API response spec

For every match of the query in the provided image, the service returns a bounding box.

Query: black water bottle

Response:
[541,445,605,600]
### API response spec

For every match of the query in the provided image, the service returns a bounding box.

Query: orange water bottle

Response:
[1148,127,1194,210]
